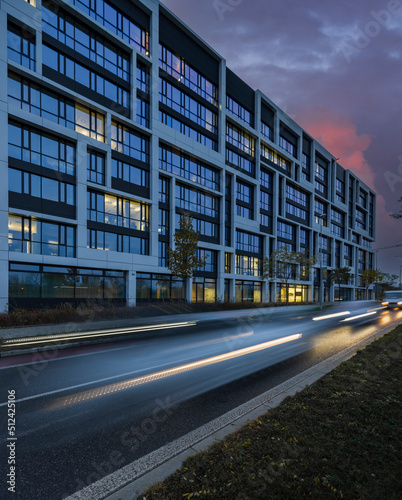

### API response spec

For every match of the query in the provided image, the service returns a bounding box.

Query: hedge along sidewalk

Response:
[137,323,402,500]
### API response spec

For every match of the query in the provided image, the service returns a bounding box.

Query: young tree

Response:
[360,269,383,300]
[261,247,316,306]
[381,273,399,289]
[167,213,206,302]
[328,267,353,301]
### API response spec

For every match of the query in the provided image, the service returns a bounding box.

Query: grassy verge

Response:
[138,324,402,499]
[0,301,318,328]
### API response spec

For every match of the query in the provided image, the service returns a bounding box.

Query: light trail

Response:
[312,312,351,321]
[341,312,377,322]
[46,333,303,410]
[1,322,198,347]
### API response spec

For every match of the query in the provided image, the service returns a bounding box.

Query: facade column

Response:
[150,0,161,266]
[217,249,225,302]
[127,270,136,307]
[270,282,276,303]
[262,281,269,303]
[230,276,236,302]
[76,141,88,256]
[0,8,9,312]
[186,277,192,303]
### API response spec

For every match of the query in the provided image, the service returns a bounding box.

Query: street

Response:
[1,302,401,499]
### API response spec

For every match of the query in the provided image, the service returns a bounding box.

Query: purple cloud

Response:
[162,0,402,275]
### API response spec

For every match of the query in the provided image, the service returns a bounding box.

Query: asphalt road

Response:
[1,302,401,500]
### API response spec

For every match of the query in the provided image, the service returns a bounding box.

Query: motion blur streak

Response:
[312,312,351,321]
[47,333,303,410]
[3,322,198,347]
[341,312,377,322]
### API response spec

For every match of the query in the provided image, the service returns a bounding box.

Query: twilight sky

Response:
[162,0,402,278]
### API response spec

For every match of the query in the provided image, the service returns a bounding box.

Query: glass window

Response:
[175,213,218,240]
[235,255,261,277]
[8,74,105,142]
[315,161,328,182]
[260,169,273,190]
[7,22,36,71]
[261,121,273,141]
[175,184,218,218]
[9,270,41,298]
[88,190,149,231]
[286,185,308,206]
[43,45,130,109]
[42,178,58,202]
[10,265,126,301]
[136,97,150,128]
[226,96,253,126]
[236,181,253,204]
[87,150,105,185]
[111,121,149,162]
[197,249,217,274]
[160,111,217,151]
[286,203,307,220]
[160,79,218,134]
[70,0,149,55]
[235,230,261,254]
[42,6,130,81]
[277,221,295,240]
[8,215,75,256]
[279,135,296,157]
[261,143,290,174]
[159,45,218,106]
[88,229,148,255]
[159,145,219,190]
[8,168,75,206]
[137,63,150,93]
[112,159,149,189]
[260,213,271,228]
[8,168,22,193]
[226,123,255,156]
[159,177,169,204]
[225,149,255,176]
[260,191,272,212]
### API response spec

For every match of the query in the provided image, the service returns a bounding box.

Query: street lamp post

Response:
[317,215,327,310]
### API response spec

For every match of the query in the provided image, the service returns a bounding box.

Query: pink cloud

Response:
[297,109,401,262]
[298,108,375,189]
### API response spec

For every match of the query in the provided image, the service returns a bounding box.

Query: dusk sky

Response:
[162,0,402,278]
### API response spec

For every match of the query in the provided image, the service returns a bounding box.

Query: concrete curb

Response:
[64,320,400,500]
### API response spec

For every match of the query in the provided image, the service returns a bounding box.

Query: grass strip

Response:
[138,324,402,499]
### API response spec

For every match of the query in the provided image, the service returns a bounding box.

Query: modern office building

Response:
[0,0,376,311]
